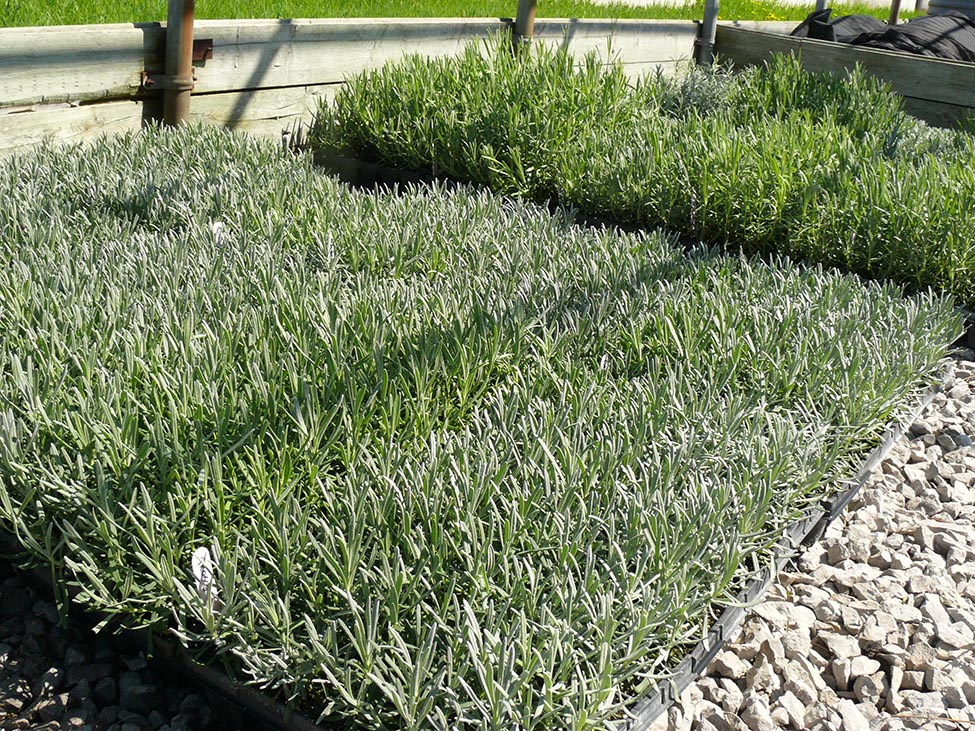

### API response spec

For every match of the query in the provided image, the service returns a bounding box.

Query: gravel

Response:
[655,351,975,731]
[3,353,974,731]
[0,572,236,731]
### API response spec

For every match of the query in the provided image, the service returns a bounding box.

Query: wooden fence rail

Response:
[0,18,698,155]
[4,16,973,156]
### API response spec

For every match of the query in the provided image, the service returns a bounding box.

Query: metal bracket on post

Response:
[513,0,536,53]
[141,39,210,97]
[695,0,720,66]
[192,38,213,62]
[141,72,196,92]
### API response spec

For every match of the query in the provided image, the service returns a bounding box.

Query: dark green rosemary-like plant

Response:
[313,39,975,309]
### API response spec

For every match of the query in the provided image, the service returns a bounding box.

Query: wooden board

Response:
[619,60,682,80]
[188,84,339,139]
[0,100,142,156]
[534,19,696,66]
[179,19,501,94]
[0,18,698,111]
[0,23,151,107]
[180,18,696,95]
[713,25,975,112]
[720,21,799,35]
[0,18,700,152]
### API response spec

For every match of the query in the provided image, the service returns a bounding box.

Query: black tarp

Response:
[791,8,975,62]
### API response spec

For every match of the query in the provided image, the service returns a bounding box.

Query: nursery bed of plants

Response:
[312,41,975,311]
[0,0,907,28]
[0,125,961,730]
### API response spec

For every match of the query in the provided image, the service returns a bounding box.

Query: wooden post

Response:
[513,0,536,48]
[163,0,195,126]
[888,0,903,23]
[697,0,720,65]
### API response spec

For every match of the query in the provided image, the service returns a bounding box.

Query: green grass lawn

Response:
[0,0,913,27]
[313,42,975,310]
[0,124,960,730]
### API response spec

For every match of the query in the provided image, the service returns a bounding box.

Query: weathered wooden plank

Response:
[720,21,799,35]
[713,25,975,109]
[0,17,697,152]
[0,85,337,154]
[617,60,682,81]
[0,100,142,156]
[188,84,339,139]
[180,18,499,94]
[0,23,154,107]
[0,18,697,109]
[182,19,696,95]
[533,20,697,66]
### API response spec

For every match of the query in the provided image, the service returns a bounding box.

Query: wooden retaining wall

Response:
[0,18,698,155]
[712,24,975,127]
[6,16,968,155]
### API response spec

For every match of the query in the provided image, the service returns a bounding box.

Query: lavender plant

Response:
[312,39,975,309]
[0,125,960,730]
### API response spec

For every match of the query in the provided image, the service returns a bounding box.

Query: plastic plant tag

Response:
[211,221,226,245]
[192,546,222,612]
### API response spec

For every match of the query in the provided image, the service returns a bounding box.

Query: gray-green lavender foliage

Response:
[0,125,961,729]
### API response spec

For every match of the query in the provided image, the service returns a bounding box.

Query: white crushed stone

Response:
[652,353,975,731]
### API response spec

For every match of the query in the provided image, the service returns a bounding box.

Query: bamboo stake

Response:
[163,0,195,126]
